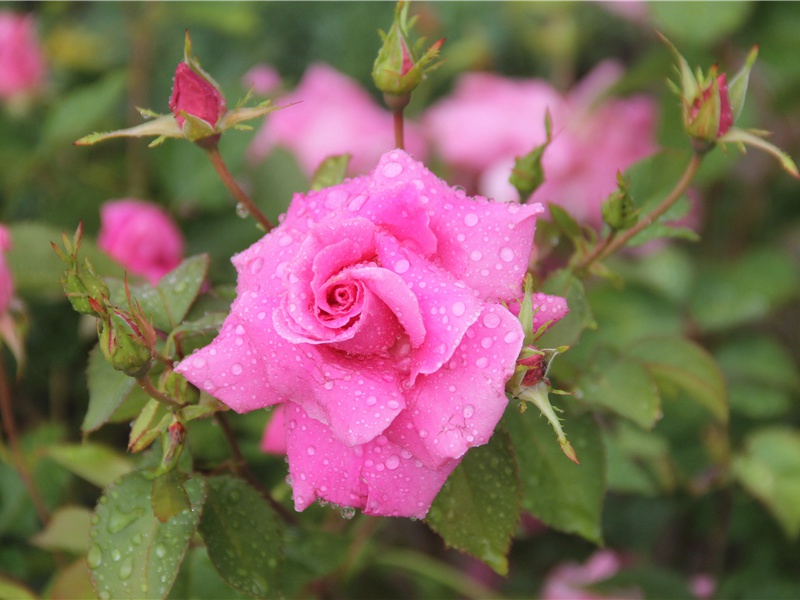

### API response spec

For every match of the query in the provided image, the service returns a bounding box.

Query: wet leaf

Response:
[426,428,521,575]
[46,443,133,488]
[199,475,283,599]
[89,471,207,600]
[507,408,605,544]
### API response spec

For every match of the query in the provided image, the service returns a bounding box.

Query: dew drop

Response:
[500,247,515,262]
[470,250,483,262]
[464,213,479,227]
[111,548,121,561]
[481,337,493,349]
[340,507,356,520]
[385,455,400,470]
[107,508,141,534]
[393,259,410,274]
[307,446,316,456]
[387,399,400,409]
[382,162,403,178]
[463,404,475,418]
[483,312,501,329]
[476,357,489,369]
[235,203,250,219]
[366,395,377,406]
[504,330,520,344]
[154,544,167,559]
[118,557,134,580]
[87,544,103,569]
[451,301,466,317]
[231,363,243,376]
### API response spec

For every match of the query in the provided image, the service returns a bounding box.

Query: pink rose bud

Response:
[685,70,734,143]
[98,199,184,286]
[0,12,46,103]
[177,150,546,518]
[169,61,226,129]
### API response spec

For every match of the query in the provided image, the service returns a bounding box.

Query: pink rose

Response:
[97,199,184,286]
[0,225,13,315]
[248,63,428,177]
[424,63,658,226]
[169,62,226,129]
[241,64,281,97]
[541,550,640,600]
[0,12,46,102]
[177,150,551,518]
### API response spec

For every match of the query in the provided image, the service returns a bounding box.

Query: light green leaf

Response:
[733,427,800,539]
[30,506,92,554]
[47,443,133,488]
[199,476,283,599]
[651,2,754,46]
[48,558,96,600]
[83,345,138,435]
[631,337,728,423]
[0,575,37,600]
[426,428,521,575]
[310,154,351,191]
[538,269,596,348]
[74,114,183,146]
[578,350,661,430]
[506,408,605,544]
[89,471,207,600]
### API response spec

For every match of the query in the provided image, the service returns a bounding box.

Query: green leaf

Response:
[7,223,124,300]
[49,558,96,600]
[89,471,207,600]
[107,255,209,333]
[43,70,128,146]
[280,528,350,598]
[0,575,37,600]
[199,476,283,599]
[733,427,800,539]
[506,408,605,544]
[650,1,754,46]
[310,154,351,190]
[168,547,251,600]
[631,336,728,423]
[538,269,596,348]
[604,423,674,496]
[152,471,192,524]
[578,350,661,430]
[46,443,133,488]
[30,506,92,554]
[83,345,138,434]
[128,399,171,453]
[426,428,522,575]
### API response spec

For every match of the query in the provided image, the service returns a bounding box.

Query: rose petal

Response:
[261,405,287,454]
[398,303,523,467]
[285,402,456,518]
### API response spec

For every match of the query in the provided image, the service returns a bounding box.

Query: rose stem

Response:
[214,412,297,525]
[205,145,274,232]
[578,152,703,274]
[0,356,50,525]
[393,109,405,150]
[137,375,182,408]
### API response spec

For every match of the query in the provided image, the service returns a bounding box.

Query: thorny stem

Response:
[214,412,298,525]
[0,355,50,526]
[578,152,704,275]
[137,375,182,408]
[205,144,274,232]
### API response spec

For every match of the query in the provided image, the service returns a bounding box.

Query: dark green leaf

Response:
[83,345,138,434]
[155,255,210,327]
[281,528,350,598]
[733,427,800,539]
[578,350,661,429]
[631,336,728,423]
[199,475,283,599]
[89,472,207,600]
[506,408,605,544]
[426,428,521,575]
[168,547,251,600]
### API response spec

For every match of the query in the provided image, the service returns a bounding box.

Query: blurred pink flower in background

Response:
[0,11,46,103]
[424,62,658,227]
[541,550,640,600]
[0,225,13,315]
[242,64,281,96]
[248,63,428,176]
[98,199,184,286]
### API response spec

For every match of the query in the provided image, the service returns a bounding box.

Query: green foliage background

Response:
[1,2,800,599]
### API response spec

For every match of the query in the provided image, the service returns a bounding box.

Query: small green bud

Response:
[372,0,444,98]
[510,110,552,201]
[54,224,110,316]
[601,171,638,231]
[98,308,154,378]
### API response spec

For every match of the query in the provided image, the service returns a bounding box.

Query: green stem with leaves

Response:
[578,152,704,275]
[205,144,274,232]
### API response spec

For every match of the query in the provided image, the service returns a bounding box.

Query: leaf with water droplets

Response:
[107,255,210,332]
[425,428,521,575]
[89,471,207,600]
[152,470,192,523]
[506,407,605,544]
[199,475,283,599]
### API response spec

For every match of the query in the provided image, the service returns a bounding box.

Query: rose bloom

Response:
[541,550,641,600]
[0,225,13,315]
[97,199,184,286]
[424,62,658,226]
[177,150,566,518]
[0,11,46,103]
[248,63,428,177]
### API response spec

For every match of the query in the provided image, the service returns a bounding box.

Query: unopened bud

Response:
[98,308,155,378]
[601,171,638,231]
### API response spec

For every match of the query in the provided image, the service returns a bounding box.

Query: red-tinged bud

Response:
[518,351,547,387]
[169,62,226,129]
[98,308,155,378]
[372,0,445,98]
[716,74,734,136]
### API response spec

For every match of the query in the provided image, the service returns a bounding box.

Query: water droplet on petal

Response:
[307,446,316,456]
[483,313,501,329]
[476,357,489,369]
[463,404,475,418]
[385,455,400,470]
[393,259,410,274]
[340,507,356,520]
[231,363,243,376]
[500,247,515,262]
[451,301,466,317]
[464,213,479,227]
[382,162,403,178]
[249,258,264,275]
[470,250,483,262]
